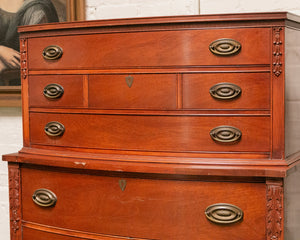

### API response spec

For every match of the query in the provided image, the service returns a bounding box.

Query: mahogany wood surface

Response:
[3,12,300,240]
[89,74,177,109]
[21,166,266,240]
[29,113,270,153]
[182,72,270,110]
[29,75,84,108]
[27,28,270,70]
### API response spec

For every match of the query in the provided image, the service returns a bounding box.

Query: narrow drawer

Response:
[89,74,177,109]
[183,73,270,110]
[29,113,270,153]
[22,167,266,240]
[28,75,84,108]
[27,28,270,69]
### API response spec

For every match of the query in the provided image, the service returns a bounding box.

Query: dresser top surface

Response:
[18,11,300,34]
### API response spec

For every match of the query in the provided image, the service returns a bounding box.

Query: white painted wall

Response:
[1,0,300,239]
[85,0,200,20]
[200,0,300,15]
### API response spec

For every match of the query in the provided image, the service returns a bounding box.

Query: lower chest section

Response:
[20,166,267,240]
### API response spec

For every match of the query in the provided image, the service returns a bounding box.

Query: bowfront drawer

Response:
[183,72,270,110]
[27,28,270,70]
[29,113,270,153]
[29,75,84,108]
[89,74,177,109]
[22,227,133,240]
[22,167,266,240]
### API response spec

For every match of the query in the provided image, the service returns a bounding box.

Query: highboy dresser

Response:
[3,12,300,240]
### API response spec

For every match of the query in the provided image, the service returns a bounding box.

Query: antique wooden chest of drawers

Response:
[3,12,300,240]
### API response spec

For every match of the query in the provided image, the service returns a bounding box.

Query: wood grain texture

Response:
[27,28,270,70]
[183,72,270,110]
[89,74,177,109]
[4,12,300,240]
[29,113,271,153]
[21,166,266,240]
[22,224,146,240]
[28,75,85,108]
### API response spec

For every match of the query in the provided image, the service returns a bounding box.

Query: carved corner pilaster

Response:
[8,163,22,240]
[20,38,28,80]
[266,179,284,240]
[272,27,283,77]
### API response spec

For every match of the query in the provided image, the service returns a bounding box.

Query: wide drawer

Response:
[27,28,270,69]
[89,74,177,109]
[29,75,84,108]
[183,72,270,110]
[29,113,270,153]
[22,167,266,240]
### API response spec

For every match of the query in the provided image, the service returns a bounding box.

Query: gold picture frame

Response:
[0,0,85,107]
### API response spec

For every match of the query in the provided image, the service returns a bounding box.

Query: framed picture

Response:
[0,0,85,107]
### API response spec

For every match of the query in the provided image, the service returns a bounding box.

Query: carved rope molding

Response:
[266,180,283,240]
[20,38,28,79]
[273,27,283,77]
[8,164,21,237]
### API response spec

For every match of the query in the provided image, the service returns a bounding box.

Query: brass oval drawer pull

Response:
[210,126,242,143]
[43,83,64,99]
[205,203,243,224]
[43,45,63,60]
[209,39,241,56]
[32,188,57,207]
[209,83,242,100]
[45,121,65,137]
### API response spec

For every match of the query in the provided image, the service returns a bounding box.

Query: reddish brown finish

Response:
[182,72,270,110]
[28,75,84,108]
[22,225,147,240]
[20,38,30,147]
[22,166,266,240]
[271,27,285,159]
[27,28,270,70]
[8,163,22,240]
[29,113,270,153]
[89,74,177,109]
[4,12,300,240]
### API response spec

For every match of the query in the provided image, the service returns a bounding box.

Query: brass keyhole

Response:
[125,76,134,88]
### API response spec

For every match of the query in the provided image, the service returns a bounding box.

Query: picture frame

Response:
[0,0,85,107]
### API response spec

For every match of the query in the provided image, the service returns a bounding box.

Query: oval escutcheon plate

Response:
[205,203,244,224]
[209,38,241,56]
[209,82,242,100]
[32,188,57,207]
[210,126,242,144]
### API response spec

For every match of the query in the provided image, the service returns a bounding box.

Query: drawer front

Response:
[29,75,84,108]
[30,113,270,153]
[89,74,177,109]
[22,227,133,240]
[28,28,270,69]
[183,73,270,110]
[22,167,266,240]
